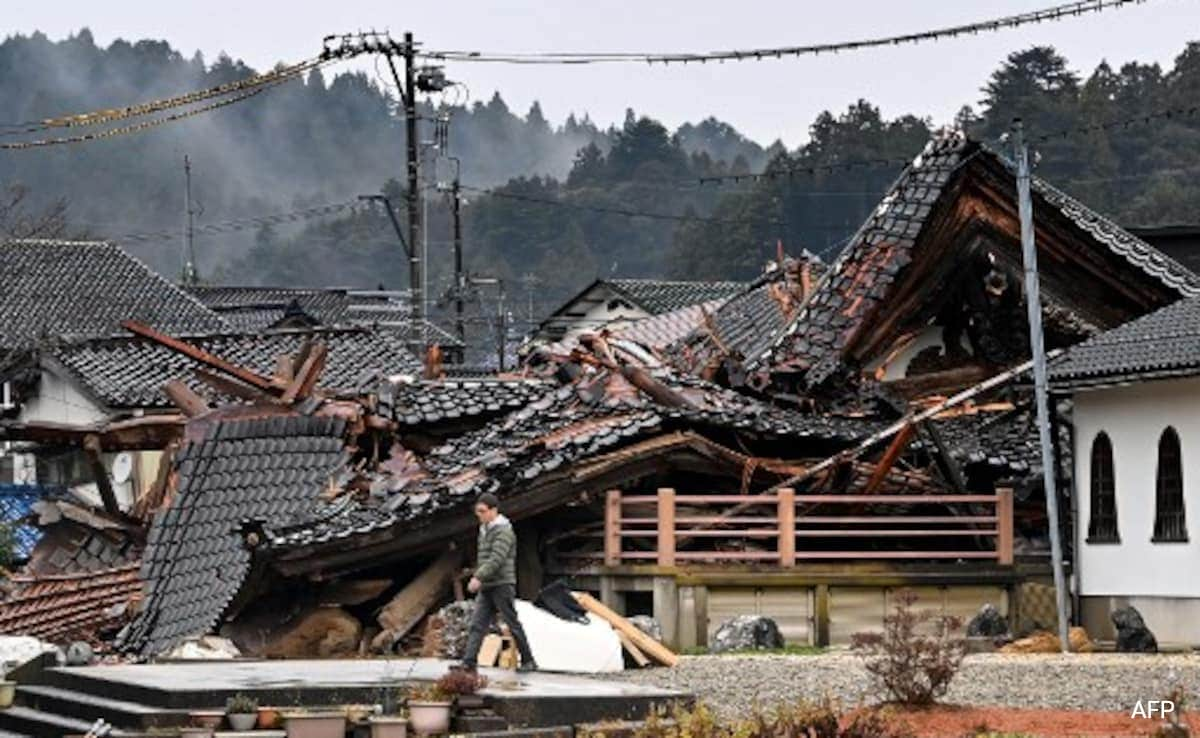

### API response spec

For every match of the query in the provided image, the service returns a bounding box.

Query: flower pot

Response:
[258,706,283,729]
[283,711,347,738]
[190,711,225,729]
[0,681,14,709]
[179,728,214,738]
[369,715,408,738]
[407,702,451,736]
[227,712,257,731]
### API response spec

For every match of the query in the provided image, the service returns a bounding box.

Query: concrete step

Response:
[0,704,130,738]
[16,684,189,730]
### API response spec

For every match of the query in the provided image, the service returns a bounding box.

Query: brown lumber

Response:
[573,591,678,667]
[121,320,279,392]
[280,342,328,404]
[863,423,915,495]
[82,434,121,516]
[163,380,209,417]
[373,549,460,650]
[193,368,275,404]
[884,365,992,399]
[478,634,502,667]
[618,631,651,667]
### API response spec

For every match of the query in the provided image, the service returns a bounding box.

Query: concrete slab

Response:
[45,659,690,729]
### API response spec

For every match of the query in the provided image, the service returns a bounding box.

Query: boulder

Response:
[999,626,1093,654]
[64,641,94,666]
[966,603,1009,638]
[628,615,663,643]
[710,615,785,653]
[1111,606,1158,653]
[259,606,362,658]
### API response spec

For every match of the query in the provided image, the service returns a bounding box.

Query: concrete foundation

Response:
[1081,595,1200,647]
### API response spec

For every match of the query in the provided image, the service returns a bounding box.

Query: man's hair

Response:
[475,493,500,510]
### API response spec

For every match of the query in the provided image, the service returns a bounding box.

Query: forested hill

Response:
[4,30,1200,329]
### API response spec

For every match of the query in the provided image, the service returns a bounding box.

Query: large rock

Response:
[709,615,784,653]
[259,606,362,658]
[966,603,1009,638]
[1111,606,1158,653]
[628,615,663,643]
[999,626,1093,654]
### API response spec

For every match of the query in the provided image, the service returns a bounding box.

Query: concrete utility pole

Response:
[452,176,465,344]
[182,155,197,285]
[380,34,423,323]
[1013,118,1071,653]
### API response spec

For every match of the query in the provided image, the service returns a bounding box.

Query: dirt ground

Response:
[868,703,1192,737]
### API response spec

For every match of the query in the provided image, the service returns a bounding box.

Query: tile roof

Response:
[1049,295,1200,386]
[757,134,1200,388]
[120,414,349,656]
[0,240,227,350]
[0,563,141,645]
[605,279,745,315]
[382,377,556,427]
[47,327,421,410]
[930,408,1042,478]
[264,368,879,552]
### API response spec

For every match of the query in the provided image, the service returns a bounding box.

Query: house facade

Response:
[1052,296,1200,645]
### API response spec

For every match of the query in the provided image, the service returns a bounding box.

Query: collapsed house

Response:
[2,131,1197,657]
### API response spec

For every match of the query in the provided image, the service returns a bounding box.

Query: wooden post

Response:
[997,486,1014,565]
[777,487,796,567]
[814,584,831,647]
[604,489,622,567]
[657,488,676,567]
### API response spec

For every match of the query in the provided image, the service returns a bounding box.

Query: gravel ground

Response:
[600,652,1200,719]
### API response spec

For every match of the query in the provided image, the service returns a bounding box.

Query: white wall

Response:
[19,369,108,427]
[865,325,973,381]
[1073,376,1200,598]
[558,299,650,346]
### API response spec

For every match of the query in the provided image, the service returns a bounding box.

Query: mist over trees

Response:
[4,30,1200,340]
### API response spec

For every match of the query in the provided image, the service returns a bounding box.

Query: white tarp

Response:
[515,600,623,673]
[0,636,58,673]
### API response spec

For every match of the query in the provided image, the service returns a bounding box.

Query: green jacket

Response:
[475,514,517,587]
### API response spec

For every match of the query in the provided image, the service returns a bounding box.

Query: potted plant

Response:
[282,708,347,738]
[225,693,259,731]
[435,670,488,709]
[189,710,224,730]
[406,684,451,736]
[258,704,283,729]
[0,669,15,710]
[368,690,408,738]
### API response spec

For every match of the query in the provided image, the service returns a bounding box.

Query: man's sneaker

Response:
[516,661,538,673]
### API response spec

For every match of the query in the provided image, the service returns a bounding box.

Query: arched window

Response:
[1087,432,1119,543]
[1153,427,1187,542]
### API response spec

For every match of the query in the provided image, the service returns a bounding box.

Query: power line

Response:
[92,200,363,244]
[420,0,1145,65]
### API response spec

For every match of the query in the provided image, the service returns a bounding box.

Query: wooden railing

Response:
[603,487,1014,567]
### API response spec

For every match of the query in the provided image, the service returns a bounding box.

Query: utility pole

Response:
[182,155,197,285]
[380,33,423,323]
[1013,118,1071,653]
[452,176,465,344]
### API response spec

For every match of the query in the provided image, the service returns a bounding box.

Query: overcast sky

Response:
[6,0,1199,147]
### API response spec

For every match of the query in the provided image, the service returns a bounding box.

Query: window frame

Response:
[1152,426,1188,543]
[1086,431,1120,544]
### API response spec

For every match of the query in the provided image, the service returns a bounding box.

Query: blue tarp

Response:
[0,484,49,560]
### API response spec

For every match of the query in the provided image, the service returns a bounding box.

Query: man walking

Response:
[459,493,538,672]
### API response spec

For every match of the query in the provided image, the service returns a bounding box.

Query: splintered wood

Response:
[572,591,678,667]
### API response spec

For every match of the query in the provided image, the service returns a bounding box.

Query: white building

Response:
[1052,296,1200,645]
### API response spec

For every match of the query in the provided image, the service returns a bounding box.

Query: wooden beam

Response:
[573,592,678,667]
[193,368,275,404]
[996,487,1014,566]
[656,488,675,567]
[863,424,916,495]
[82,434,121,516]
[121,320,279,392]
[777,487,796,567]
[604,490,622,567]
[163,380,209,417]
[372,548,461,651]
[280,343,328,404]
[617,631,651,667]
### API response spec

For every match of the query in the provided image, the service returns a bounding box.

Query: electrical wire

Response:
[420,0,1146,65]
[90,200,363,244]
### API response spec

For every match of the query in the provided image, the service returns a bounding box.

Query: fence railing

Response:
[603,487,1013,567]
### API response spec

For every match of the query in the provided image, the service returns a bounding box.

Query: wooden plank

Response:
[794,494,999,504]
[122,320,279,392]
[996,486,1014,566]
[777,487,796,567]
[573,592,678,667]
[623,516,779,525]
[618,631,651,667]
[82,434,121,516]
[863,424,915,495]
[796,516,997,524]
[163,380,209,417]
[478,634,502,667]
[673,495,779,504]
[604,489,622,567]
[622,529,779,538]
[657,488,675,567]
[794,529,998,537]
[280,342,328,404]
[373,549,461,648]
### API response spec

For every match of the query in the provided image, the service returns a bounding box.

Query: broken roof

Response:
[1050,295,1200,388]
[121,414,349,657]
[47,327,421,410]
[0,240,227,350]
[603,279,745,315]
[675,133,1200,394]
[0,563,140,645]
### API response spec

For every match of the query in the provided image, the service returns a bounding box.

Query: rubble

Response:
[1111,606,1158,653]
[710,615,785,653]
[999,627,1094,654]
[966,604,1010,639]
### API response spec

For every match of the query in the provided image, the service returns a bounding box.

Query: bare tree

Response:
[0,183,70,240]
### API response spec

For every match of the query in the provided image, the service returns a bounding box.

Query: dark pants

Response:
[462,583,535,666]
